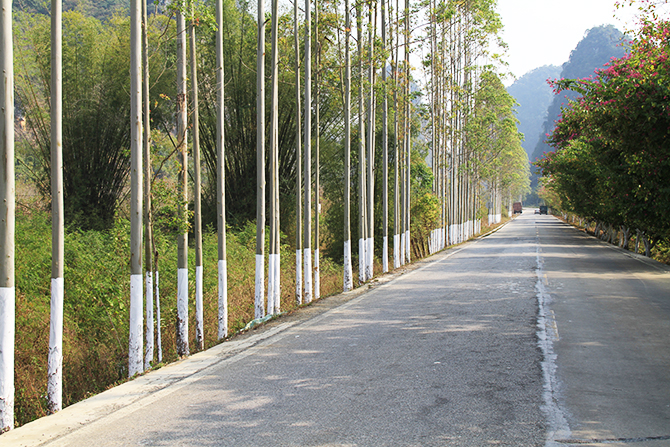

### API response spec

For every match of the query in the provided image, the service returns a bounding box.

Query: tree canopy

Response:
[537,19,670,243]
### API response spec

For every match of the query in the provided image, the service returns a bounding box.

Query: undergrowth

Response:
[14,210,343,426]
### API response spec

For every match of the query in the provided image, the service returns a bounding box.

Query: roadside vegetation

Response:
[537,3,670,259]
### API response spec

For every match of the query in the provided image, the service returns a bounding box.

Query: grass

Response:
[13,210,345,426]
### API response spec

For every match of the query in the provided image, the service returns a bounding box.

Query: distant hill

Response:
[527,25,628,202]
[531,25,628,166]
[507,65,561,160]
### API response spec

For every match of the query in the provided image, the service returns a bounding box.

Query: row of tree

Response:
[537,12,670,255]
[0,0,530,431]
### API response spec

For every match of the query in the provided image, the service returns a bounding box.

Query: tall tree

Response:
[216,0,228,340]
[304,0,313,303]
[142,0,154,370]
[255,0,266,319]
[176,2,190,357]
[294,0,303,304]
[268,0,281,314]
[357,0,367,283]
[47,0,65,411]
[190,3,204,351]
[343,0,354,291]
[314,0,321,299]
[381,0,389,272]
[128,0,144,377]
[0,0,14,431]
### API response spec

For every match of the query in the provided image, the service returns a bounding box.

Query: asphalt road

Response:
[3,213,669,446]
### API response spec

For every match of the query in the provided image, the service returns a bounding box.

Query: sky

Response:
[495,0,640,85]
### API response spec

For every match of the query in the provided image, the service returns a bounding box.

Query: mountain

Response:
[507,65,561,160]
[527,25,628,202]
[531,25,628,166]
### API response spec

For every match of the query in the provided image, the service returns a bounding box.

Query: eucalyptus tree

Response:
[356,0,367,283]
[255,0,266,318]
[216,0,228,340]
[190,3,204,350]
[314,0,321,299]
[142,0,155,369]
[303,0,313,303]
[393,0,400,269]
[365,0,375,281]
[342,0,354,291]
[129,0,144,376]
[294,0,303,304]
[176,1,190,357]
[0,0,14,431]
[402,0,410,264]
[381,0,389,272]
[47,0,64,411]
[268,0,281,314]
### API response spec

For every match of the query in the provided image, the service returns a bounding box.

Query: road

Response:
[2,213,669,446]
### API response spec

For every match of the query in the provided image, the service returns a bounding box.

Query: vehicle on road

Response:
[539,205,548,215]
[513,202,523,214]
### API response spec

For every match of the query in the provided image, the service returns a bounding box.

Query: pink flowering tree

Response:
[537,19,670,247]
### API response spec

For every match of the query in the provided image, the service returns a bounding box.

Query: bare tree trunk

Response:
[381,0,388,272]
[48,0,64,412]
[190,5,204,351]
[357,0,367,283]
[0,0,14,430]
[129,0,145,374]
[343,0,354,291]
[314,0,321,299]
[216,0,228,340]
[176,4,189,357]
[294,0,303,303]
[268,0,281,314]
[365,0,374,282]
[304,0,313,303]
[255,0,266,319]
[142,0,154,370]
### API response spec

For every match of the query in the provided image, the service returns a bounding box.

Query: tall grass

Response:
[13,210,343,426]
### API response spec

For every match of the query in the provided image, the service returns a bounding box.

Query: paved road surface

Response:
[2,213,669,446]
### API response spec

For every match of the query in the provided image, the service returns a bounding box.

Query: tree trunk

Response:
[314,0,321,299]
[254,0,266,318]
[129,0,144,374]
[175,4,189,357]
[48,0,64,412]
[381,0,388,272]
[190,5,204,351]
[142,0,154,370]
[0,0,15,431]
[343,0,354,291]
[268,0,281,314]
[294,0,303,302]
[304,0,313,303]
[216,0,228,340]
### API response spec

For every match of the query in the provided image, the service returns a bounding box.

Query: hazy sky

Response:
[496,0,639,84]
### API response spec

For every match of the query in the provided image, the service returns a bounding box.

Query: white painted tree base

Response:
[343,239,353,291]
[304,248,312,303]
[144,272,153,371]
[129,274,143,376]
[382,236,388,273]
[314,249,320,300]
[218,260,228,340]
[48,277,64,412]
[0,286,14,432]
[176,268,189,357]
[255,254,265,319]
[195,265,204,349]
[295,250,302,305]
